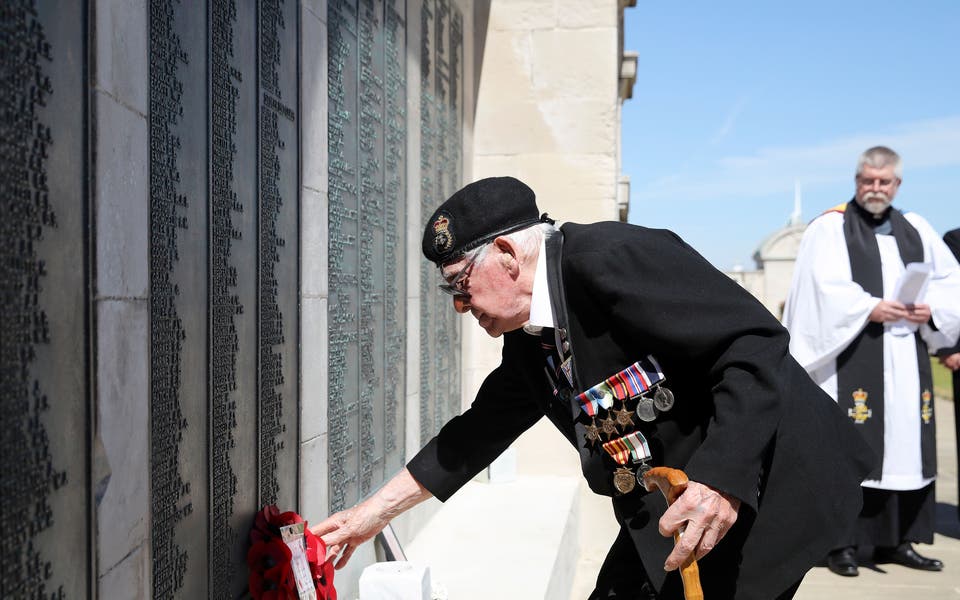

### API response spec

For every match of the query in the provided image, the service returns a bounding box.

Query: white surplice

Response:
[783,209,960,491]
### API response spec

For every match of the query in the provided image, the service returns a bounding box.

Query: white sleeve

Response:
[783,213,880,372]
[906,213,960,351]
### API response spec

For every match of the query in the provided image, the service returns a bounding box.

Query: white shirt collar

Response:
[523,237,555,335]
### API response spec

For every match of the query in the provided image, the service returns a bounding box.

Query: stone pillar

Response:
[94,2,152,596]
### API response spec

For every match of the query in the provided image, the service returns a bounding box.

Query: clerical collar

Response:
[523,236,555,335]
[873,219,893,235]
[852,198,894,235]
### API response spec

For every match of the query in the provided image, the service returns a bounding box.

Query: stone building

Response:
[724,190,806,320]
[1,1,636,598]
[725,223,807,320]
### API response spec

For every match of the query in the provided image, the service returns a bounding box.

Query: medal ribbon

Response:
[580,382,615,416]
[576,357,666,414]
[624,357,665,396]
[580,396,598,417]
[601,431,652,465]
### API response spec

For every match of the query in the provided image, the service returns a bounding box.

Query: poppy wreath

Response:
[248,505,337,600]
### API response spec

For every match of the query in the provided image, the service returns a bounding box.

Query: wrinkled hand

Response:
[869,300,930,324]
[940,352,960,371]
[310,500,391,569]
[309,468,431,570]
[658,481,740,571]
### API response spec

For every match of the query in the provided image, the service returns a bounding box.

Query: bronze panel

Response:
[0,1,91,597]
[419,0,463,446]
[327,0,407,512]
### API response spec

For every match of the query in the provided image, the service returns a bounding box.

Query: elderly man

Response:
[314,176,873,599]
[784,147,960,577]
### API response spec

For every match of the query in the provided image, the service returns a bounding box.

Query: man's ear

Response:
[492,236,521,275]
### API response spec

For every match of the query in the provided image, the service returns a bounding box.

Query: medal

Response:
[575,355,669,420]
[602,431,653,495]
[613,467,636,494]
[635,462,651,485]
[612,406,634,428]
[584,419,600,445]
[635,395,657,422]
[653,386,674,412]
[560,357,575,387]
[600,415,619,438]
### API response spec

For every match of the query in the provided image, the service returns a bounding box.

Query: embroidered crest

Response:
[432,213,454,254]
[921,389,933,424]
[848,388,872,424]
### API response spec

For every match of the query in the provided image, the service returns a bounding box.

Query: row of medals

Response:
[583,385,675,494]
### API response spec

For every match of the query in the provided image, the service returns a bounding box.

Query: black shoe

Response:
[874,543,943,571]
[826,547,859,577]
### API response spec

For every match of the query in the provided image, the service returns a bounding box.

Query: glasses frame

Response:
[855,175,899,188]
[438,252,480,297]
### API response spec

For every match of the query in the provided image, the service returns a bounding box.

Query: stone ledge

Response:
[404,475,580,600]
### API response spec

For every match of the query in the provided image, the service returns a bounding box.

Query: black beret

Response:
[422,176,544,265]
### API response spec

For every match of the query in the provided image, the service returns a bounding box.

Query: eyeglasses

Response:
[856,176,898,188]
[438,252,479,297]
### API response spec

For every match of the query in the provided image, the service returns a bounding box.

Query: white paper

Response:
[890,262,932,335]
[280,523,318,600]
[893,262,931,304]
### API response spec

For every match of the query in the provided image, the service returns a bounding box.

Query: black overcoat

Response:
[408,221,875,599]
[940,228,960,519]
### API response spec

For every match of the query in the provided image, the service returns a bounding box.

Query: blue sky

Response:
[622,1,959,271]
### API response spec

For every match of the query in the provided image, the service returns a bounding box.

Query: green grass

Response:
[932,357,954,401]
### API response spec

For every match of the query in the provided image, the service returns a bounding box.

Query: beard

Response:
[859,191,892,216]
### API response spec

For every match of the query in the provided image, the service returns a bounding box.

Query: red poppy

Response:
[248,506,336,599]
[274,511,305,527]
[303,528,326,564]
[251,505,281,544]
[250,562,296,600]
[247,539,292,573]
[307,558,337,600]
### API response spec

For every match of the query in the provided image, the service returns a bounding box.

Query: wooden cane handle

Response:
[642,467,705,600]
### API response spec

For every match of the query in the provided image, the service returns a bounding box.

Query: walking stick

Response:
[642,467,704,600]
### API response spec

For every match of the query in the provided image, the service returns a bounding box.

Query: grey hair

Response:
[461,222,558,265]
[856,146,902,179]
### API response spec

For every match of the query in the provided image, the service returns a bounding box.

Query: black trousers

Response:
[588,527,802,600]
[954,369,960,519]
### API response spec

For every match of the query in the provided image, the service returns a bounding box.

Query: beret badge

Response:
[432,213,454,255]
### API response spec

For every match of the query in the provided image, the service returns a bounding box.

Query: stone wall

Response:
[464,0,635,478]
[1,1,629,597]
[473,0,624,225]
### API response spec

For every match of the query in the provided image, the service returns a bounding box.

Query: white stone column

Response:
[299,0,331,526]
[93,1,151,597]
[404,0,424,473]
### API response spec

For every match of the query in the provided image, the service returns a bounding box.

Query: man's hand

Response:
[310,499,392,569]
[309,468,431,569]
[868,300,930,324]
[940,352,960,371]
[658,481,740,571]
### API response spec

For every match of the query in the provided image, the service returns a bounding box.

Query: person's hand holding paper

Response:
[889,262,932,334]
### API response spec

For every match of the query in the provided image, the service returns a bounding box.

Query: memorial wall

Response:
[1,0,476,597]
[417,0,464,448]
[148,0,300,597]
[325,0,464,515]
[1,2,91,597]
[2,0,641,595]
[326,0,409,514]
